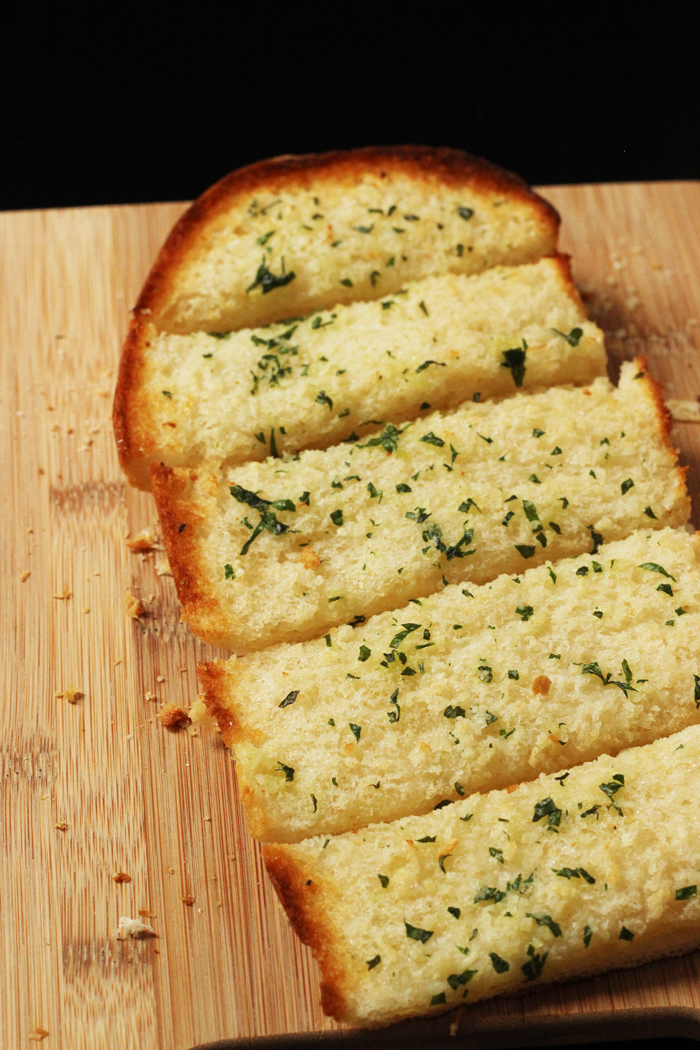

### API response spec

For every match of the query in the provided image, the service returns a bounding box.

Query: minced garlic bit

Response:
[126,529,157,551]
[300,547,321,569]
[157,703,189,728]
[125,593,145,618]
[113,871,131,883]
[55,685,81,704]
[116,915,156,940]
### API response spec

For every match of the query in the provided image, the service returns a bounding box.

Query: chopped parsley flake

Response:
[279,690,299,708]
[405,921,433,943]
[489,952,510,974]
[552,326,583,346]
[676,885,697,900]
[501,344,527,387]
[639,562,676,581]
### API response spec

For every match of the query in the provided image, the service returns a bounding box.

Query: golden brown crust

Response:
[150,463,222,634]
[546,252,585,312]
[134,146,559,323]
[631,356,690,512]
[197,659,237,745]
[263,844,349,1021]
[113,318,155,490]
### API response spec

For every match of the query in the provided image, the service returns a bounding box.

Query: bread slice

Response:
[154,360,688,652]
[201,526,700,842]
[124,146,559,337]
[264,724,700,1026]
[115,255,605,490]
[114,147,558,489]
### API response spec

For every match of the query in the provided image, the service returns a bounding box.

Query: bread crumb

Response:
[54,821,68,831]
[55,685,81,704]
[181,895,196,906]
[126,529,157,551]
[29,1029,49,1042]
[52,589,72,600]
[145,691,157,702]
[300,547,321,568]
[113,871,131,883]
[157,675,165,682]
[138,908,156,917]
[533,674,552,696]
[188,696,215,725]
[116,915,156,940]
[167,867,175,875]
[157,704,189,728]
[125,593,145,618]
[21,570,30,582]
[667,399,700,422]
[155,556,172,576]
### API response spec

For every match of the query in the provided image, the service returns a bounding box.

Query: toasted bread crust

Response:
[113,319,155,489]
[263,844,349,1021]
[150,463,224,636]
[134,146,559,323]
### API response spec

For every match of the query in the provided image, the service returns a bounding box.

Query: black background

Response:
[2,9,699,212]
[4,9,700,1050]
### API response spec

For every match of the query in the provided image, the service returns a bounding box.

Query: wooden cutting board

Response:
[3,181,700,1050]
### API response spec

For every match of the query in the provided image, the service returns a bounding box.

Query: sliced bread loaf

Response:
[201,527,700,842]
[264,725,700,1025]
[115,256,604,490]
[124,146,559,336]
[154,361,688,652]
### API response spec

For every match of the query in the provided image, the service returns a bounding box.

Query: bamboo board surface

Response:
[3,181,700,1050]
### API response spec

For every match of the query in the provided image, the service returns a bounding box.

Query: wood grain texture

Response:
[2,183,700,1049]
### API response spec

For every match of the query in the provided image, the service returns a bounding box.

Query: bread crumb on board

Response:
[55,685,82,704]
[116,915,156,940]
[125,529,157,551]
[112,871,131,883]
[155,556,172,576]
[28,1029,49,1042]
[54,821,68,831]
[125,593,145,618]
[667,398,700,422]
[181,895,195,906]
[20,570,30,582]
[157,704,189,728]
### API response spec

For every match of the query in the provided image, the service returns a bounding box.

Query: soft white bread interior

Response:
[155,361,688,652]
[202,527,700,842]
[116,256,604,490]
[264,725,700,1025]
